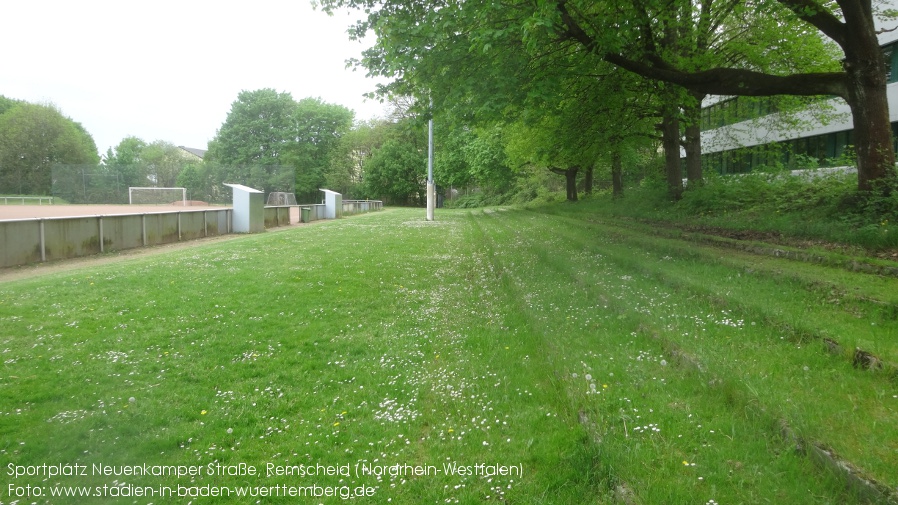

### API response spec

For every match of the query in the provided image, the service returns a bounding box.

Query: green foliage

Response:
[207,90,353,201]
[600,166,898,249]
[75,138,210,203]
[142,141,193,188]
[207,89,296,166]
[175,162,215,202]
[0,94,22,115]
[0,102,99,195]
[444,192,499,208]
[362,136,425,205]
[434,128,476,189]
[321,0,897,192]
[443,163,568,208]
[326,119,394,199]
[435,124,514,194]
[286,97,354,202]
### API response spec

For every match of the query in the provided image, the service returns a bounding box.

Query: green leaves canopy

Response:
[206,90,353,200]
[320,0,895,191]
[0,101,99,195]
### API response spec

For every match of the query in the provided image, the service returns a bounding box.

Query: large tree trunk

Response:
[661,103,683,200]
[584,165,594,195]
[841,3,895,192]
[683,92,704,186]
[555,0,896,193]
[846,82,893,192]
[549,166,580,201]
[565,167,578,201]
[611,150,623,198]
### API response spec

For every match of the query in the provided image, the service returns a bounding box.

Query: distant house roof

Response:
[178,146,206,159]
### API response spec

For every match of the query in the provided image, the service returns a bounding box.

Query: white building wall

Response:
[700,3,898,156]
[702,83,898,154]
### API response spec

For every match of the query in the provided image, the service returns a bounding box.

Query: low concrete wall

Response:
[263,206,291,228]
[294,200,381,222]
[0,201,378,269]
[343,200,384,216]
[0,209,234,268]
[299,204,327,223]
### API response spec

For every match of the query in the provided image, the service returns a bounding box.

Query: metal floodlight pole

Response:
[426,97,435,221]
[428,116,434,184]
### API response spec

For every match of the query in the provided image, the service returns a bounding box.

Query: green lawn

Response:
[0,207,895,503]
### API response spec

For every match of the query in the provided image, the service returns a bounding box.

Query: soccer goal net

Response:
[266,192,298,206]
[129,187,187,205]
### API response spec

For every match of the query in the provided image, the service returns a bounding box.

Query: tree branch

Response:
[604,53,848,98]
[554,0,849,99]
[776,0,847,47]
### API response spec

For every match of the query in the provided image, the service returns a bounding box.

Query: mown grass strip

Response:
[469,208,859,504]
[476,207,897,502]
[0,208,605,504]
[1,207,895,504]
[535,208,898,367]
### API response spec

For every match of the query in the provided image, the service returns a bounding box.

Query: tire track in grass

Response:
[319,209,607,503]
[524,210,898,493]
[463,210,610,503]
[539,210,898,369]
[546,209,898,502]
[472,208,876,504]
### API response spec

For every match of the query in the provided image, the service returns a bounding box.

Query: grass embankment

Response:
[574,171,898,251]
[0,206,895,504]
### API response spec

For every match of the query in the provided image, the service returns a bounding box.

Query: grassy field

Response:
[0,206,895,504]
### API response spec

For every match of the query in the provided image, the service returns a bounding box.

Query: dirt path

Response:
[0,221,315,284]
[0,233,248,284]
[0,204,310,283]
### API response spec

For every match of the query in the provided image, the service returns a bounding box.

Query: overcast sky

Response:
[1,0,388,156]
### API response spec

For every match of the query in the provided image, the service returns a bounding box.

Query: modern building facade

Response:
[698,12,898,174]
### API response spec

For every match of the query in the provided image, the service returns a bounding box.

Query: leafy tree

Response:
[141,141,191,188]
[361,118,427,204]
[0,95,22,117]
[326,119,394,198]
[206,89,297,193]
[551,0,894,192]
[434,128,476,192]
[319,0,661,199]
[104,136,149,189]
[104,137,196,189]
[434,123,514,200]
[322,0,891,195]
[285,97,354,202]
[504,112,593,202]
[207,89,296,166]
[0,102,99,195]
[207,90,353,200]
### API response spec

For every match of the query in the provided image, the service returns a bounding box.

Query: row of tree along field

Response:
[5,0,898,208]
[0,91,447,206]
[0,86,600,208]
[315,0,898,203]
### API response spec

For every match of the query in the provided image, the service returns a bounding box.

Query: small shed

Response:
[224,183,264,233]
[321,189,343,219]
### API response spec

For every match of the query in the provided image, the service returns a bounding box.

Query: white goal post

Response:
[266,192,298,206]
[129,187,187,205]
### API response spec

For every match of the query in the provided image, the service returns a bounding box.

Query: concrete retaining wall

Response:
[0,209,234,268]
[298,204,327,222]
[1,201,382,269]
[263,206,291,228]
[343,200,384,216]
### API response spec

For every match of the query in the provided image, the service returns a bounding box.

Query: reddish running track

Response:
[0,204,228,221]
